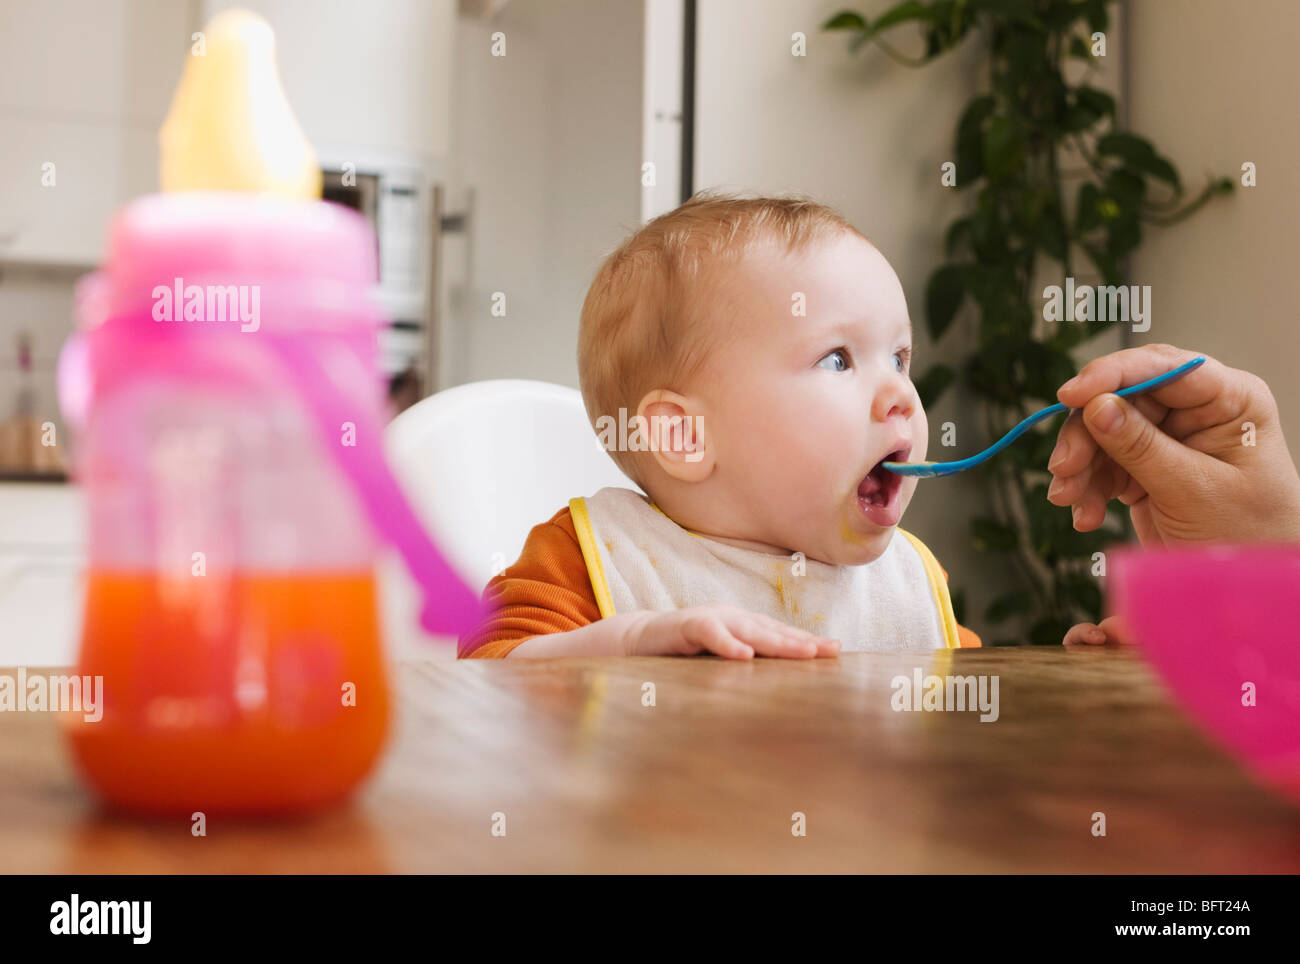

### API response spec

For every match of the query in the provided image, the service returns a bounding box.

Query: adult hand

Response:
[1046,343,1300,547]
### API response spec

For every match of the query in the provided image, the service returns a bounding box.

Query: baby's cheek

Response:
[911,406,929,463]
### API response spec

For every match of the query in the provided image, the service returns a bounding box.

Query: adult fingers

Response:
[1056,344,1222,414]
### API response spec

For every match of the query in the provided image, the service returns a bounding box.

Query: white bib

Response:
[568,487,959,652]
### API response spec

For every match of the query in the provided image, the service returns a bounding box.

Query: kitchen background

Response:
[2,0,1297,662]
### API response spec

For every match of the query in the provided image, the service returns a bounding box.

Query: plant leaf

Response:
[982,114,1025,179]
[1058,572,1103,619]
[985,587,1034,624]
[950,586,967,626]
[1080,241,1121,286]
[822,10,869,31]
[1105,167,1147,209]
[955,95,995,185]
[971,516,1019,553]
[913,363,956,408]
[1029,615,1073,646]
[945,217,973,256]
[968,0,1045,30]
[1075,182,1102,234]
[1097,132,1181,188]
[1063,85,1115,133]
[871,0,933,33]
[1075,85,1116,119]
[1083,0,1108,33]
[1020,342,1078,405]
[925,264,967,341]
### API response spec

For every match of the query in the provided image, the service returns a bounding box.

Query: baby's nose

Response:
[871,374,916,422]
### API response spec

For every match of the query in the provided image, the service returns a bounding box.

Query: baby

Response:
[458,192,981,658]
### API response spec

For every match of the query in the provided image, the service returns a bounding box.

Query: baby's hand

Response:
[1062,615,1130,648]
[622,603,841,659]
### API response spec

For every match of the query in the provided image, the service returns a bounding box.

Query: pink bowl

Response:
[1111,544,1300,804]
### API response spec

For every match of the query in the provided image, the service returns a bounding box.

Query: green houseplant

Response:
[824,0,1233,644]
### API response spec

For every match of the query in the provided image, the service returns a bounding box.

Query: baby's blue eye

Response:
[816,349,850,373]
[893,350,908,374]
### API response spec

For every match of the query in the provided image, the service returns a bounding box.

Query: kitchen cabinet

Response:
[0,484,84,666]
[0,0,190,267]
[0,118,157,268]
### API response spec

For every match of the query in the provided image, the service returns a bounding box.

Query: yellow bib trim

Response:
[897,528,961,649]
[570,497,617,619]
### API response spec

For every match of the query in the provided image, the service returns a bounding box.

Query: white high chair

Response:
[381,379,639,657]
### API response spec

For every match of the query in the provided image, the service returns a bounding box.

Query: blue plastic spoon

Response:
[883,355,1207,478]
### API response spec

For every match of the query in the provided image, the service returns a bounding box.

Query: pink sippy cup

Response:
[57,10,481,816]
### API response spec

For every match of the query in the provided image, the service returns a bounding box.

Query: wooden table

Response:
[3,648,1299,873]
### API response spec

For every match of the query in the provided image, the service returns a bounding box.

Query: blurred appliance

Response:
[318,152,433,392]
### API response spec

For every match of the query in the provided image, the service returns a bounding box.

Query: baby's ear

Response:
[638,391,713,482]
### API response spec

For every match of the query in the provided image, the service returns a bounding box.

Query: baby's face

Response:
[694,231,926,565]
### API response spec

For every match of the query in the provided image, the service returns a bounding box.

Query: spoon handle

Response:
[885,355,1207,478]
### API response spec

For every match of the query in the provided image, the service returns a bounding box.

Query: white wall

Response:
[1127,0,1300,441]
[443,0,645,389]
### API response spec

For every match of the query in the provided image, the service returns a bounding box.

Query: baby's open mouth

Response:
[855,443,911,526]
[858,445,909,505]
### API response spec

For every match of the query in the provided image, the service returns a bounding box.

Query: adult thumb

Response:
[1081,393,1194,498]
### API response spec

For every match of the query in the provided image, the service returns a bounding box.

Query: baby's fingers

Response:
[1062,616,1131,648]
[680,613,754,660]
[1062,621,1107,647]
[741,617,839,659]
[1096,615,1132,645]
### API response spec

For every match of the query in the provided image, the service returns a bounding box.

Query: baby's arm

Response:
[457,509,604,658]
[508,603,839,659]
[504,612,639,657]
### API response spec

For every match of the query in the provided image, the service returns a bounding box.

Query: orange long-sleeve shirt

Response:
[458,507,980,657]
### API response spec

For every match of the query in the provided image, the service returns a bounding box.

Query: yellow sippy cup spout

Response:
[159,8,321,198]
